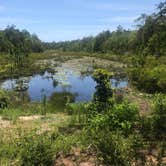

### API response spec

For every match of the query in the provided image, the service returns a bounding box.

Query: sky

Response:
[0,0,163,42]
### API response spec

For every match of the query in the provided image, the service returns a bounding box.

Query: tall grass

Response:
[67,103,89,125]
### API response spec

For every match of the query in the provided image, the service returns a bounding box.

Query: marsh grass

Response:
[0,51,69,80]
[67,103,89,125]
[0,52,166,165]
[0,118,87,165]
[48,92,76,113]
[0,109,23,122]
[0,108,41,123]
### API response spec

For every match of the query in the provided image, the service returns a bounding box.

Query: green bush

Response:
[0,130,86,165]
[152,94,166,138]
[92,69,113,104]
[66,103,88,124]
[0,109,23,122]
[18,131,54,166]
[112,101,139,123]
[85,97,141,164]
[139,116,153,139]
[88,101,139,135]
[48,92,75,112]
[128,65,166,93]
[89,130,143,166]
[0,140,18,164]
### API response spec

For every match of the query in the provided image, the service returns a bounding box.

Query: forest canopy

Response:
[43,2,166,56]
[0,25,43,54]
[0,2,165,57]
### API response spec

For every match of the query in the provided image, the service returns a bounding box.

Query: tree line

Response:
[0,25,43,65]
[0,2,165,62]
[43,2,166,56]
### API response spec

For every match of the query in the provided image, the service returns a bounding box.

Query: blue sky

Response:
[0,0,162,41]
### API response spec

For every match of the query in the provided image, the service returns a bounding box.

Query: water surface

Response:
[0,58,128,102]
[1,72,127,102]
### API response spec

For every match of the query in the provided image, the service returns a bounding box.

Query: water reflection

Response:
[0,70,128,102]
[49,91,76,112]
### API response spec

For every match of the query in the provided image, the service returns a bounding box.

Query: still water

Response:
[1,69,128,102]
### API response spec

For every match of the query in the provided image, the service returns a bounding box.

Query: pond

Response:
[0,58,128,102]
[0,72,127,103]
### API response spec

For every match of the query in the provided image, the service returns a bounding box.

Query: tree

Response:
[31,34,43,52]
[135,2,166,56]
[0,25,44,66]
[93,30,111,53]
[4,25,31,65]
[92,69,113,103]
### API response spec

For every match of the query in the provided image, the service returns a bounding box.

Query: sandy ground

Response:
[0,116,11,128]
[19,115,44,120]
[0,113,69,138]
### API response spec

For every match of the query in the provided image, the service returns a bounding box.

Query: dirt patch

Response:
[123,87,152,115]
[54,147,102,166]
[0,116,11,128]
[19,115,44,121]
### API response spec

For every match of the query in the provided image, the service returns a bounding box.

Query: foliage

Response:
[43,2,166,57]
[48,92,75,112]
[128,64,166,93]
[92,131,133,165]
[86,129,145,165]
[0,123,88,165]
[152,94,166,138]
[110,101,139,133]
[92,69,113,103]
[66,103,88,124]
[0,139,18,164]
[18,131,54,166]
[0,109,23,122]
[0,25,43,66]
[136,2,166,56]
[41,94,47,115]
[85,68,147,165]
[0,2,165,165]
[88,100,139,135]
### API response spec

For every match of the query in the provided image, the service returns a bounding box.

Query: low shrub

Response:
[128,65,166,93]
[66,103,88,124]
[152,94,166,139]
[88,100,139,135]
[48,92,75,112]
[18,131,54,166]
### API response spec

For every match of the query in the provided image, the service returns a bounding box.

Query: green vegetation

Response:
[152,94,166,138]
[48,92,76,112]
[0,25,43,56]
[127,56,166,93]
[0,1,165,165]
[92,69,113,103]
[44,2,166,57]
[42,2,166,93]
[0,67,166,165]
[0,26,45,80]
